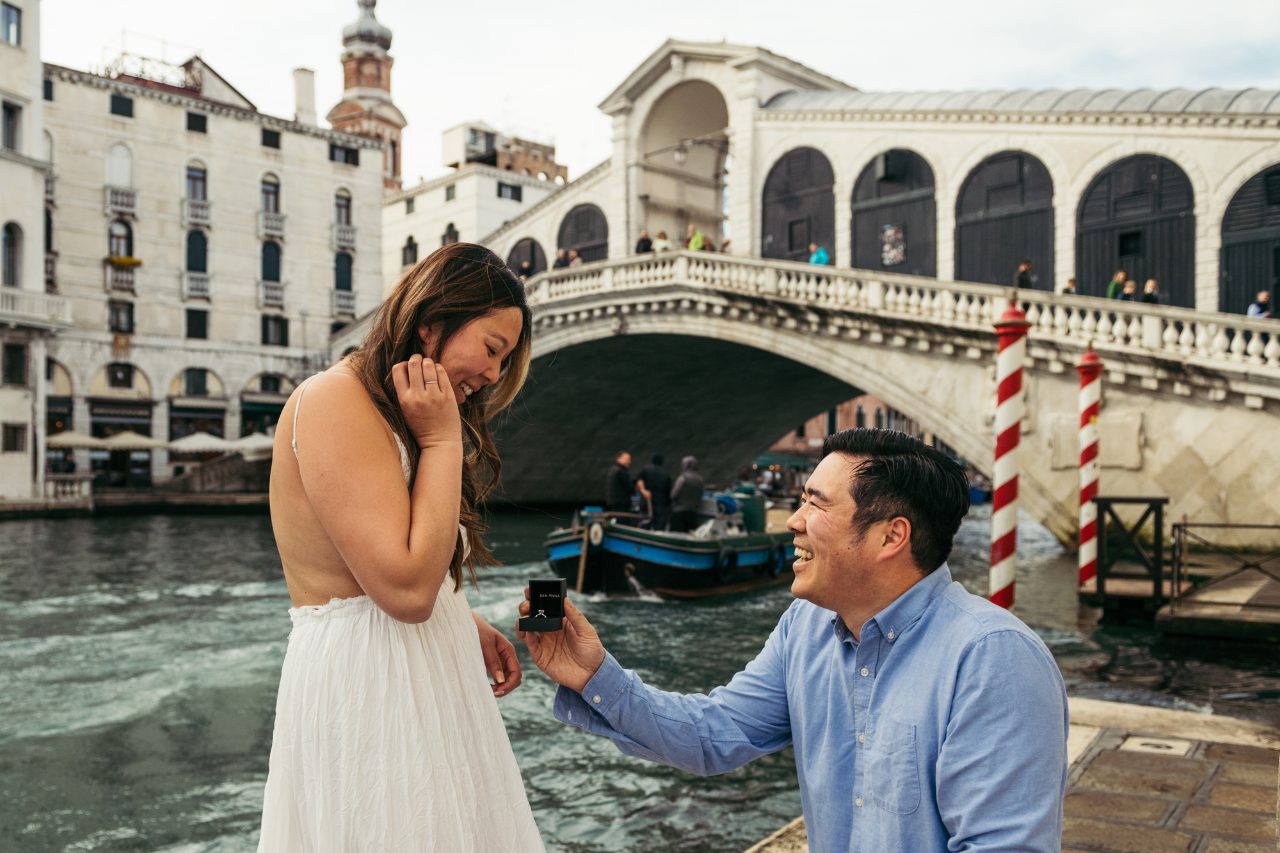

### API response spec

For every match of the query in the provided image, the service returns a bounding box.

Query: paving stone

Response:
[1062,816,1194,852]
[1199,839,1276,853]
[1207,782,1277,813]
[1091,749,1213,779]
[1177,805,1277,841]
[1075,764,1205,799]
[1218,763,1279,787]
[1203,743,1280,767]
[1064,790,1171,823]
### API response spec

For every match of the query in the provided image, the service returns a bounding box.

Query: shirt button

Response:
[857,733,865,744]
[887,630,896,640]
[855,796,864,808]
[592,695,602,704]
[860,666,870,677]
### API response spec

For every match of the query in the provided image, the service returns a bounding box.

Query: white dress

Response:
[258,385,544,852]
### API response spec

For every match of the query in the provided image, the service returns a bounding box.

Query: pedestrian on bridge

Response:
[1106,269,1128,299]
[1118,280,1138,301]
[552,249,569,270]
[652,230,672,252]
[568,249,583,267]
[808,242,830,265]
[635,230,653,254]
[1141,279,1161,304]
[1013,259,1033,290]
[519,429,1068,853]
[686,224,705,252]
[1247,290,1272,318]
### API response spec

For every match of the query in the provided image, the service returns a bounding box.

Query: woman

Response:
[258,243,543,851]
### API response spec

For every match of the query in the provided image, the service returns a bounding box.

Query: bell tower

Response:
[327,0,407,190]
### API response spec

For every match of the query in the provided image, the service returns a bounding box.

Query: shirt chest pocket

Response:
[866,718,921,815]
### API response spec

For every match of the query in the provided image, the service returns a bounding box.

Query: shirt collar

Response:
[868,562,953,642]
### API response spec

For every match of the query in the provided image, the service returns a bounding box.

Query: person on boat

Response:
[259,243,544,851]
[637,454,673,531]
[605,451,636,516]
[519,428,1067,852]
[668,455,705,533]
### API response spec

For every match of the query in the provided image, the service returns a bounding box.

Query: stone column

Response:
[1193,213,1221,312]
[72,394,90,475]
[151,398,169,484]
[30,335,48,498]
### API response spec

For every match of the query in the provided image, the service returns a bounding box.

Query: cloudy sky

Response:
[40,0,1280,184]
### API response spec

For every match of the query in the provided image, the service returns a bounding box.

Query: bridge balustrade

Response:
[527,251,1280,375]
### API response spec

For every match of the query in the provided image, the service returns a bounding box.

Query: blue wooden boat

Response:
[543,503,795,598]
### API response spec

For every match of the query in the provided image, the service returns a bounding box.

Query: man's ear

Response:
[878,516,912,561]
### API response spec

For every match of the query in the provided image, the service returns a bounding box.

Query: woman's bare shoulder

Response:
[291,369,394,450]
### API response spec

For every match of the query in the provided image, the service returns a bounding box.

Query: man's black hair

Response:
[821,428,970,574]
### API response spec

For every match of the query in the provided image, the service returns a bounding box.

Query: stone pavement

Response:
[747,698,1280,852]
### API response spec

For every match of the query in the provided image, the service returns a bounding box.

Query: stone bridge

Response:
[486,251,1280,544]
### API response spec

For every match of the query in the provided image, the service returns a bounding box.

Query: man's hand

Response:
[472,612,521,698]
[517,590,606,694]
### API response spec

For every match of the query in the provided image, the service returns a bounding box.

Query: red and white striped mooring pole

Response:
[989,296,1030,609]
[1076,345,1104,586]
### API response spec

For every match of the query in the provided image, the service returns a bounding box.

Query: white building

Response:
[0,0,397,498]
[381,121,566,293]
[1,0,70,500]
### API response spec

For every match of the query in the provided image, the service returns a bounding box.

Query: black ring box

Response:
[519,577,567,632]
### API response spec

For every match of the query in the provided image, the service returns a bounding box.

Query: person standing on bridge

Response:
[1106,269,1128,299]
[1247,290,1271,318]
[635,230,653,254]
[1013,259,1033,290]
[808,242,830,265]
[1141,279,1161,304]
[552,248,569,270]
[686,224,705,252]
[519,429,1068,852]
[652,230,673,252]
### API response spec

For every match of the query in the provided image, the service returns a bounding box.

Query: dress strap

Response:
[290,378,313,458]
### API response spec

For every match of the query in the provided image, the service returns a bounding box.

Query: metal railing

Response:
[183,272,211,300]
[1169,522,1280,611]
[44,173,56,201]
[258,210,286,239]
[332,223,357,250]
[259,280,285,309]
[1090,496,1169,610]
[183,198,211,227]
[529,251,1280,375]
[44,252,57,290]
[332,289,356,316]
[105,185,137,216]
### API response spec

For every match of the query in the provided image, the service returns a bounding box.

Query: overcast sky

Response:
[40,0,1280,184]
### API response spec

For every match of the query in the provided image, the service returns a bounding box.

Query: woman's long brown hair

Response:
[347,243,532,590]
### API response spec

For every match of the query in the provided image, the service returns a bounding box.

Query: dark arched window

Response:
[441,223,459,246]
[955,151,1054,288]
[2,222,20,287]
[402,236,418,266]
[261,240,282,282]
[557,204,609,262]
[761,147,836,262]
[335,252,353,291]
[1220,165,1280,314]
[261,174,280,212]
[108,219,132,257]
[186,230,207,273]
[334,190,352,225]
[851,149,936,276]
[506,237,547,277]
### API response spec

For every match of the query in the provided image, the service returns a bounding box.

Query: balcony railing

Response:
[183,272,211,300]
[332,223,357,250]
[332,289,356,316]
[258,210,286,239]
[259,280,285,309]
[104,263,136,292]
[45,173,56,201]
[44,252,57,291]
[183,198,212,227]
[0,288,72,328]
[105,185,138,216]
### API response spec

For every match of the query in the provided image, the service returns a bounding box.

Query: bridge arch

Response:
[1075,154,1196,306]
[761,146,836,263]
[851,148,937,276]
[955,150,1054,289]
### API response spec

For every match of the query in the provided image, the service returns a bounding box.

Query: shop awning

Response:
[46,430,107,449]
[100,430,168,451]
[229,432,275,456]
[169,431,232,453]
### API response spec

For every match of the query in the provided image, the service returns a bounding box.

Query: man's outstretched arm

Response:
[519,595,793,776]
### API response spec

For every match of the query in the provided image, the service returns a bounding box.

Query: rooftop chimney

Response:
[293,68,317,125]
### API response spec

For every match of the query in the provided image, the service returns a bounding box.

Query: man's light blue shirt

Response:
[554,564,1069,851]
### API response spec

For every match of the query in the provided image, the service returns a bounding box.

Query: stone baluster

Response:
[1263,333,1280,368]
[1096,311,1112,340]
[1245,330,1265,365]
[1210,325,1230,358]
[1177,321,1195,354]
[1160,320,1179,352]
[1229,328,1247,362]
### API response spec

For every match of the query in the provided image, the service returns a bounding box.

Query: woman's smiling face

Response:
[421,307,523,405]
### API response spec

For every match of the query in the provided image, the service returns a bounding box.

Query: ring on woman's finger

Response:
[424,379,438,384]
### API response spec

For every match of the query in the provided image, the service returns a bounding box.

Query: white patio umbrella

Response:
[168,431,232,453]
[100,430,168,451]
[46,430,107,449]
[229,432,275,453]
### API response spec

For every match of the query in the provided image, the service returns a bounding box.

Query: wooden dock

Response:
[1157,565,1280,641]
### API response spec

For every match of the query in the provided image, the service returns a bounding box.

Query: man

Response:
[1247,290,1271,318]
[568,249,583,267]
[807,242,830,266]
[636,454,672,531]
[1141,278,1160,304]
[521,429,1068,851]
[552,249,570,270]
[685,224,704,252]
[635,229,653,254]
[604,451,634,514]
[1013,259,1033,289]
[1105,269,1127,299]
[667,455,704,532]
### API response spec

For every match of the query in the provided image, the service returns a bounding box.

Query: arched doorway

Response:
[558,204,609,262]
[1076,154,1195,307]
[507,237,547,276]
[851,149,936,276]
[761,147,835,262]
[637,80,730,249]
[1220,164,1280,314]
[955,151,1054,289]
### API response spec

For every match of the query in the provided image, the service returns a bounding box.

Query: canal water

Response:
[2,508,1277,852]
